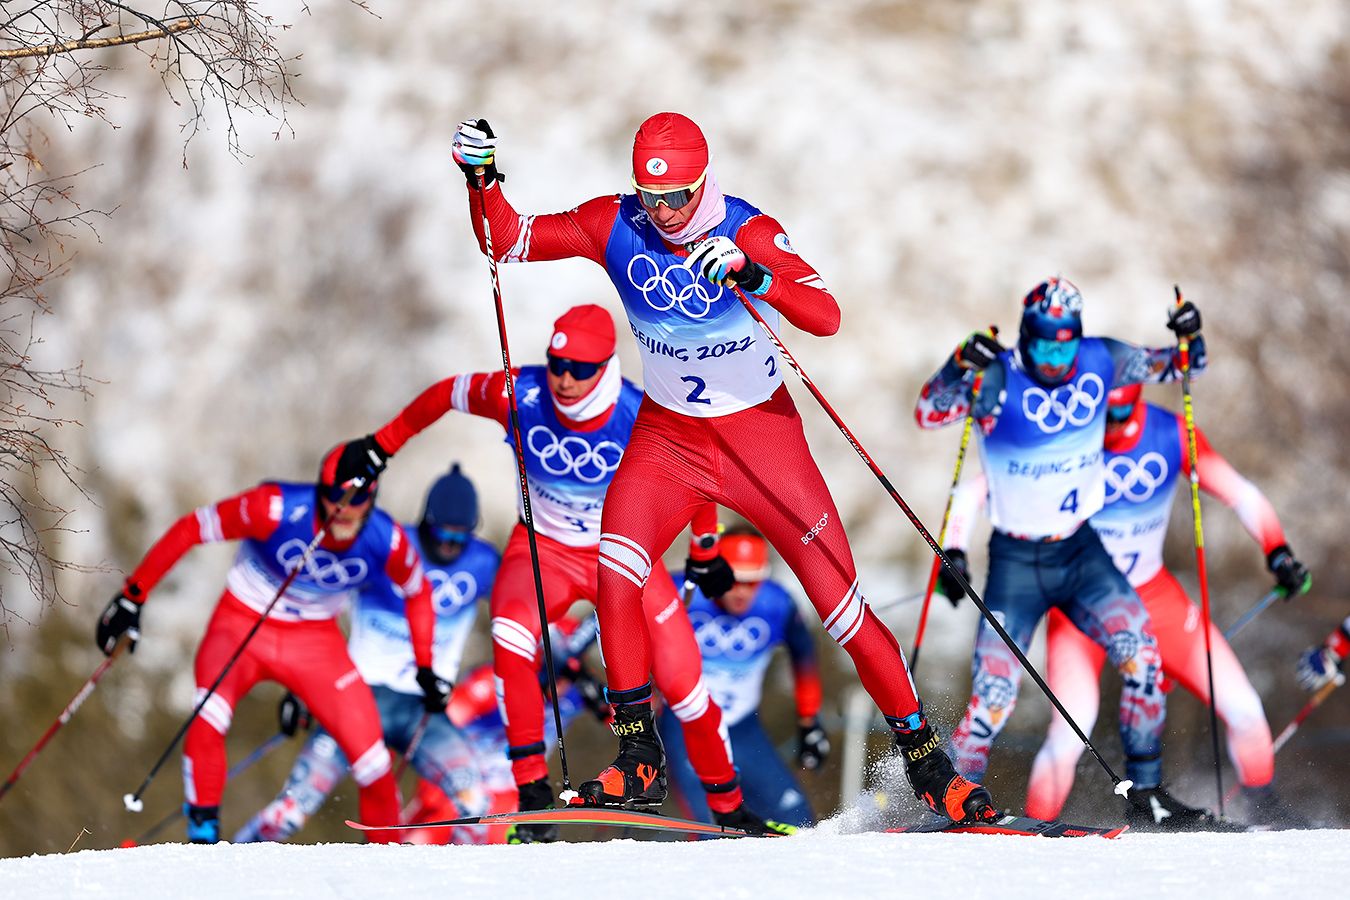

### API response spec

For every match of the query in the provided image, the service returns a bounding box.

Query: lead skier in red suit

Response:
[435,113,994,823]
[94,444,437,844]
[346,305,790,837]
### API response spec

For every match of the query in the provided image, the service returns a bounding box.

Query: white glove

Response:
[685,235,757,288]
[452,118,497,170]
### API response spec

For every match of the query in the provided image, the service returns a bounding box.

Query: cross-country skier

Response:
[661,526,827,828]
[233,464,500,843]
[93,444,437,843]
[1295,615,1350,692]
[436,112,994,826]
[939,384,1311,826]
[343,303,786,837]
[914,276,1219,830]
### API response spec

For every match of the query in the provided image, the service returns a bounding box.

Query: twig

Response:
[0,18,198,60]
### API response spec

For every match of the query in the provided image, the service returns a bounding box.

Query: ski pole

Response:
[870,590,926,614]
[1222,673,1344,803]
[0,637,131,804]
[473,161,573,798]
[394,712,431,782]
[1175,283,1225,817]
[121,481,367,813]
[1224,586,1286,641]
[911,328,994,672]
[125,730,289,845]
[724,283,1133,794]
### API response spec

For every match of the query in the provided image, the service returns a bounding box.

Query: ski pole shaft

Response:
[1175,283,1225,816]
[130,730,288,844]
[912,332,992,672]
[123,482,365,812]
[1223,587,1286,641]
[728,286,1131,791]
[474,166,572,794]
[394,712,431,782]
[870,590,926,613]
[0,638,130,804]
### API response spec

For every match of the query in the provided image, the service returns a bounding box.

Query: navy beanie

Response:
[422,464,479,530]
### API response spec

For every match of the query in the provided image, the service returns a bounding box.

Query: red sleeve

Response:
[448,666,498,727]
[384,524,434,669]
[374,371,512,455]
[1181,421,1288,554]
[467,182,617,266]
[124,484,281,601]
[734,215,840,337]
[687,502,721,561]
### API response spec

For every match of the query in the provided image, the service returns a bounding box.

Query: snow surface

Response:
[2,830,1346,900]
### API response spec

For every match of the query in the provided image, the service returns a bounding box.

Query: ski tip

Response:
[118,839,137,849]
[344,819,375,831]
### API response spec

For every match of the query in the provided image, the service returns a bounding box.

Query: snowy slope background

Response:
[2,0,1350,860]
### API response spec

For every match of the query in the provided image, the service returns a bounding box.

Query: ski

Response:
[346,806,768,839]
[887,814,1127,839]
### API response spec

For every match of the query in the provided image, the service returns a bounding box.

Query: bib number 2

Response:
[681,375,711,405]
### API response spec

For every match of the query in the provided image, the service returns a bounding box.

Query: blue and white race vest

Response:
[508,365,642,547]
[225,482,402,622]
[604,195,783,417]
[1089,404,1183,587]
[979,340,1113,538]
[348,532,500,694]
[685,580,799,727]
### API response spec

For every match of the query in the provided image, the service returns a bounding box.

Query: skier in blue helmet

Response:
[914,277,1235,831]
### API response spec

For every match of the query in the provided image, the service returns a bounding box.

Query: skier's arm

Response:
[385,525,434,670]
[1104,334,1208,387]
[943,473,988,554]
[914,350,1004,430]
[783,598,823,722]
[468,184,618,266]
[122,484,283,601]
[372,370,512,456]
[1184,424,1286,554]
[730,215,840,336]
[684,502,734,598]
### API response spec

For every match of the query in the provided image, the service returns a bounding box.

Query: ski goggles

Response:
[321,482,374,505]
[1026,337,1080,372]
[632,168,708,211]
[429,525,472,545]
[1107,402,1135,423]
[547,355,608,381]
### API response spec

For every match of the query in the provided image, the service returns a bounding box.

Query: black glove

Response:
[937,549,970,607]
[685,554,736,600]
[452,118,504,187]
[955,331,1002,371]
[278,692,312,737]
[96,590,142,656]
[351,433,390,481]
[1267,544,1311,596]
[797,719,831,770]
[1166,301,1202,337]
[416,666,451,713]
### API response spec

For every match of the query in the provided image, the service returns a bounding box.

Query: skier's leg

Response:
[1141,569,1274,788]
[656,707,711,823]
[1025,608,1106,820]
[950,533,1048,782]
[645,561,741,814]
[1062,533,1165,790]
[731,714,815,827]
[232,727,348,843]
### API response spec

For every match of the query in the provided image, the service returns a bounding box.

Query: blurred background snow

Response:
[2,0,1348,854]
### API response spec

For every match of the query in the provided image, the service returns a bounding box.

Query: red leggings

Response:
[183,593,400,841]
[597,387,919,724]
[490,525,739,810]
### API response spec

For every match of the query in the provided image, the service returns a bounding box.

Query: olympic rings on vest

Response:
[1104,451,1170,504]
[526,425,624,483]
[277,539,370,589]
[627,252,724,320]
[1021,372,1105,434]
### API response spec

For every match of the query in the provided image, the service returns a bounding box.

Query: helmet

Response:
[1019,277,1084,385]
[419,464,478,564]
[316,441,378,506]
[1106,383,1142,424]
[721,531,770,583]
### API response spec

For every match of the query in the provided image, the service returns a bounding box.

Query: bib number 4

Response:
[1059,489,1079,514]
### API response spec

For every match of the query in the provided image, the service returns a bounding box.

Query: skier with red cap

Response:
[343,303,789,837]
[93,443,437,844]
[938,382,1311,827]
[439,113,995,824]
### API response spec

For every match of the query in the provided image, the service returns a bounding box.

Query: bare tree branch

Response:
[0,17,196,60]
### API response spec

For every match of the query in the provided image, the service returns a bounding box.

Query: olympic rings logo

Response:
[526,425,623,484]
[1021,372,1105,433]
[689,612,771,661]
[626,253,724,319]
[1104,452,1169,503]
[428,569,478,613]
[277,539,369,589]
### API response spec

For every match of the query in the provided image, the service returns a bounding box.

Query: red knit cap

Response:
[632,112,709,189]
[548,304,615,363]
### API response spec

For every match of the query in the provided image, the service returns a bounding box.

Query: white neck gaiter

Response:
[553,357,622,423]
[654,166,727,246]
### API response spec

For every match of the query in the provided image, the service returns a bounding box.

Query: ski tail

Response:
[887,814,1127,839]
[346,806,769,839]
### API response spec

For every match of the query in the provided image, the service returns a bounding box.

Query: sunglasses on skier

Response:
[632,168,708,211]
[321,482,374,505]
[547,355,608,381]
[430,525,472,545]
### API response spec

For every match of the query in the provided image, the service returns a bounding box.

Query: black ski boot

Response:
[507,778,558,844]
[1125,785,1245,832]
[576,696,667,808]
[185,804,220,844]
[1242,786,1309,830]
[713,803,798,836]
[894,717,995,824]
